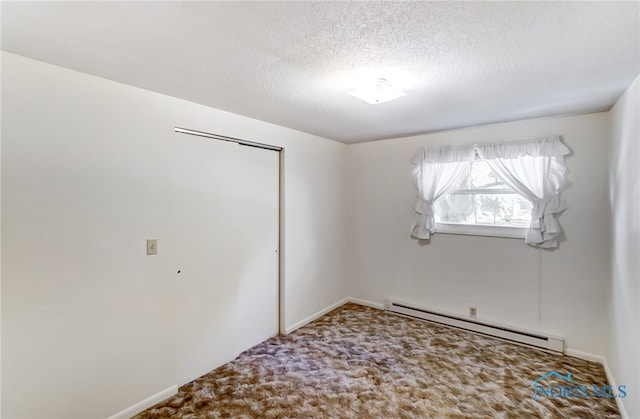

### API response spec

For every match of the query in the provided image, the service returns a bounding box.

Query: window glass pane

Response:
[435,193,532,227]
[470,161,509,190]
[453,162,470,189]
[435,194,474,223]
[435,158,533,229]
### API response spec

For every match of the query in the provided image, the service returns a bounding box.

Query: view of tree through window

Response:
[435,161,533,228]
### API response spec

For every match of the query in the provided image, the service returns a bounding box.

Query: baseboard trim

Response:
[601,358,629,419]
[284,297,386,335]
[565,348,604,363]
[347,297,385,310]
[284,297,350,334]
[107,385,178,419]
[565,350,628,419]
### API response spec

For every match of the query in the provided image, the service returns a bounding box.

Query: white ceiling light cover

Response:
[347,78,407,105]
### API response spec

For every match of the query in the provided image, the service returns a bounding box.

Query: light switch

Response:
[147,239,158,255]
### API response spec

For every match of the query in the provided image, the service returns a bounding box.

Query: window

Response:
[434,160,532,238]
[410,136,570,248]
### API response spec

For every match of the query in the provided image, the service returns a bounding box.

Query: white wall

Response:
[346,112,611,356]
[1,52,348,418]
[607,75,639,419]
[2,49,633,418]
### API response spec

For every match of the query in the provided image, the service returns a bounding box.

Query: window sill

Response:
[435,223,526,239]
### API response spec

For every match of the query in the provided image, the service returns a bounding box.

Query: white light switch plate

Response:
[147,239,158,255]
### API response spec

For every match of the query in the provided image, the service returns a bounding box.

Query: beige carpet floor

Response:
[136,303,620,418]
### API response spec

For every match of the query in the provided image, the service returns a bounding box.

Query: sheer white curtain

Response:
[410,145,474,239]
[476,136,570,248]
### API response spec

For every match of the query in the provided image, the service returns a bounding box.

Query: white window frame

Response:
[434,161,530,239]
[434,222,526,239]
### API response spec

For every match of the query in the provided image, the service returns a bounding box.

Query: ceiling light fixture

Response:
[347,78,407,105]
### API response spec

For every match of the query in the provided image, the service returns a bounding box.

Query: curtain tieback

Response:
[414,199,435,216]
[530,198,567,230]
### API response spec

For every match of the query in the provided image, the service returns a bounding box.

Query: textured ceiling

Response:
[2,1,639,143]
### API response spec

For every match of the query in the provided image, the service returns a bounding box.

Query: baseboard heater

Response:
[384,299,564,353]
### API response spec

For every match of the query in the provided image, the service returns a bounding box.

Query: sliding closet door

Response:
[174,135,279,386]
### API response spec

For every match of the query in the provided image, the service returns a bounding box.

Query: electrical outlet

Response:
[469,307,477,318]
[147,239,158,255]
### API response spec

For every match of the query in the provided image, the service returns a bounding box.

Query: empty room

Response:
[1,1,639,418]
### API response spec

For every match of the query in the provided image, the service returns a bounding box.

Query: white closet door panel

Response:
[231,145,279,354]
[174,136,278,387]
